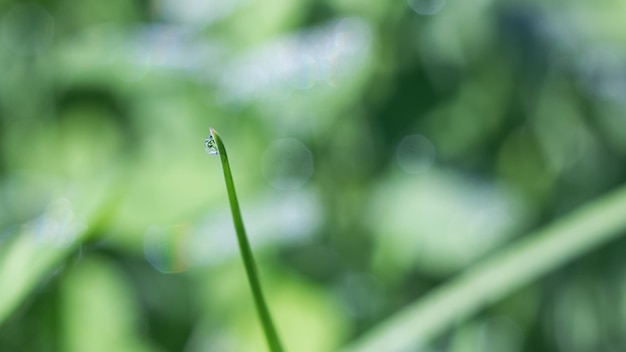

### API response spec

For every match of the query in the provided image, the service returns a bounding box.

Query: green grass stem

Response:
[210,128,284,352]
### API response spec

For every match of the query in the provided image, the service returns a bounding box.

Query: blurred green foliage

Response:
[2,0,626,351]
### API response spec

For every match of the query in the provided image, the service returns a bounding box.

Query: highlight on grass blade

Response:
[206,128,285,352]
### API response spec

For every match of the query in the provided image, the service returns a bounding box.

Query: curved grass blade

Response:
[209,128,284,352]
[0,178,126,325]
[342,185,626,352]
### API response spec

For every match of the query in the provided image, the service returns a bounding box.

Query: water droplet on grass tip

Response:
[204,135,218,155]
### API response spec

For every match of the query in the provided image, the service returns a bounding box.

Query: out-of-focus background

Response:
[2,0,626,351]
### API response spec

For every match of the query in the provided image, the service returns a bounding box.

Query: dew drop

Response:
[204,135,218,155]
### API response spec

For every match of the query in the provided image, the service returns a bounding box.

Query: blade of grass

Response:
[209,128,284,352]
[342,185,626,352]
[0,177,126,325]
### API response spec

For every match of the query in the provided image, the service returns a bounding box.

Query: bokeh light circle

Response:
[261,138,314,190]
[25,198,85,247]
[407,0,446,16]
[396,134,436,174]
[144,225,191,273]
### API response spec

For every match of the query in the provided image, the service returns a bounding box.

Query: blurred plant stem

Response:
[343,185,626,352]
[210,128,284,352]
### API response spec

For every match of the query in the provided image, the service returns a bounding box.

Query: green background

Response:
[2,0,626,351]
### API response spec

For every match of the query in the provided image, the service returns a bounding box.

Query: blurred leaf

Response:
[61,257,160,352]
